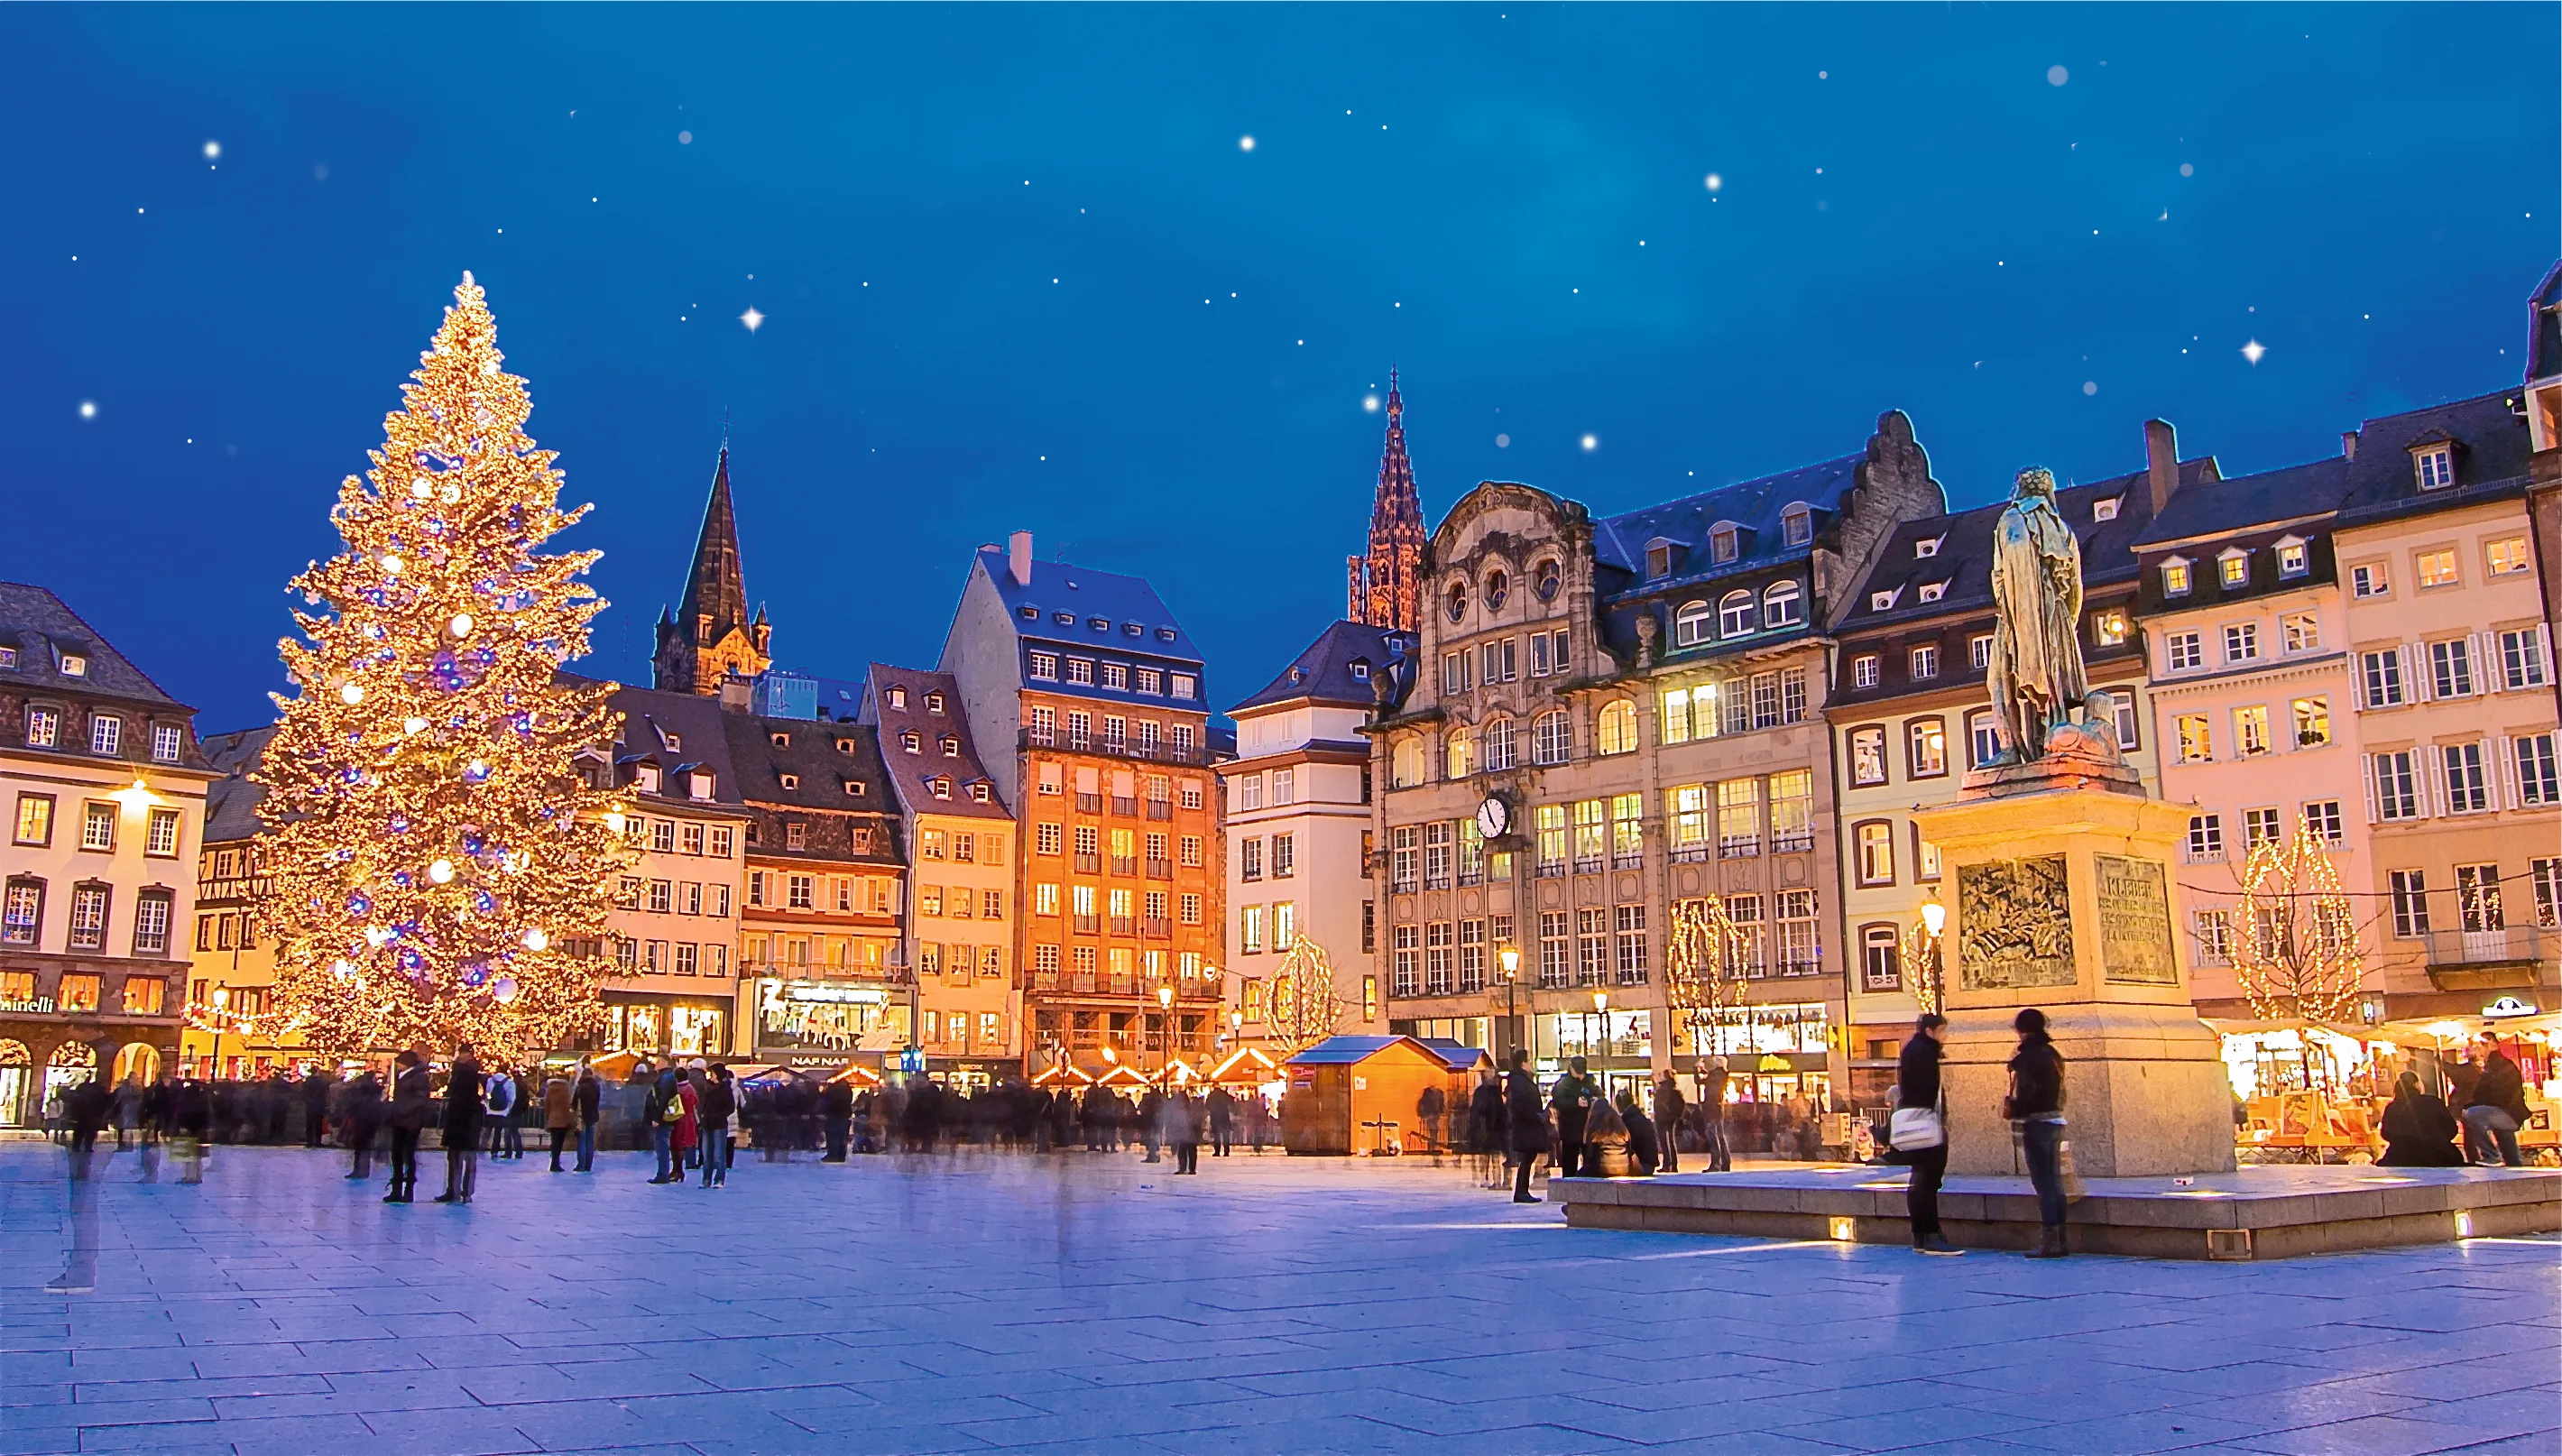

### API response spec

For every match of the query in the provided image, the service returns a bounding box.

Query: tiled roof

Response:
[0,582,189,709]
[2336,390,2533,528]
[863,663,1011,821]
[1591,454,1861,589]
[2129,456,2349,550]
[976,548,1203,664]
[602,684,754,807]
[1230,620,1404,715]
[717,711,900,863]
[199,725,275,843]
[1847,463,2205,631]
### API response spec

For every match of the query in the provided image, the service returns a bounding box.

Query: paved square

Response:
[4,1145,2557,1454]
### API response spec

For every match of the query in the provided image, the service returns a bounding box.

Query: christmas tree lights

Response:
[1663,897,1753,1059]
[256,274,635,1064]
[2230,811,2365,1029]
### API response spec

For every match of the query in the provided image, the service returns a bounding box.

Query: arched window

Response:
[1673,600,1713,647]
[1534,559,1562,602]
[1860,925,1903,991]
[1531,711,1572,765]
[1762,579,1803,628]
[1719,589,1758,638]
[1444,729,1476,779]
[1391,737,1426,788]
[1483,571,1509,612]
[1596,700,1637,755]
[1481,716,1517,771]
[1445,582,1469,623]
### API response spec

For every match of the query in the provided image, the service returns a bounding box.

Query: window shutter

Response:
[2401,643,2420,703]
[2426,750,2449,818]
[2540,624,2557,686]
[2494,735,2520,810]
[2361,755,2382,823]
[2480,632,2503,694]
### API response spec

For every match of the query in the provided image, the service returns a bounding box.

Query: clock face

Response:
[1477,795,1509,840]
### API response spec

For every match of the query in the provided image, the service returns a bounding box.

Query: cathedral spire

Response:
[1347,368,1425,631]
[654,444,771,696]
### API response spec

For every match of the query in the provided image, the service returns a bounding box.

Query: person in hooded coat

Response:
[2378,1071,2465,1167]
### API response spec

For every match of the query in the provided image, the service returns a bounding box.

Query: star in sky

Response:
[739,306,765,333]
[2241,338,2267,364]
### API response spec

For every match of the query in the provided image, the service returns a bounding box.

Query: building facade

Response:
[184,726,302,1078]
[1225,621,1404,1049]
[863,663,1022,1084]
[1368,412,1942,1104]
[1,585,213,1123]
[1828,426,2191,1099]
[2334,392,2560,1021]
[941,532,1223,1076]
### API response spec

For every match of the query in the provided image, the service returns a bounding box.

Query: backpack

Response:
[486,1075,513,1114]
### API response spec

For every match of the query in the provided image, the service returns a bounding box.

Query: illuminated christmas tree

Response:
[1265,935,1346,1053]
[257,273,633,1063]
[2230,811,2366,1031]
[1663,897,1751,1058]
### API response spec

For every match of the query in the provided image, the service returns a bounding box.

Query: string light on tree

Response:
[2229,810,2365,1034]
[256,273,636,1064]
[1264,935,1346,1054]
[1663,897,1752,1058]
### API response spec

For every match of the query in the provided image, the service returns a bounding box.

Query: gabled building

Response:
[2130,451,2366,1029]
[2333,391,2558,1019]
[185,725,300,1078]
[1828,422,2197,1097]
[1367,411,1942,1107]
[1228,620,1405,1048]
[941,532,1222,1077]
[862,663,1020,1084]
[0,585,216,1120]
[654,447,772,697]
[721,709,908,1064]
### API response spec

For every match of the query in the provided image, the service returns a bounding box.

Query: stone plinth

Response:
[1551,1165,2562,1259]
[1914,779,2236,1179]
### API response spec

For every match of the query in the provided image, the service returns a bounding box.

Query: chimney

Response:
[2144,419,2179,519]
[1008,530,1034,588]
[2341,430,2359,461]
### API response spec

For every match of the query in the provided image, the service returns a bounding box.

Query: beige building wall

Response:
[1226,698,1380,1044]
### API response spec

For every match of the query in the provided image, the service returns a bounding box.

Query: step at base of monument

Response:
[1552,1164,2561,1259]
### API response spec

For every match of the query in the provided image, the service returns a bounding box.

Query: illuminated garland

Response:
[1266,935,1345,1053]
[255,274,638,1064]
[2230,810,2365,1027]
[1663,897,1752,1056]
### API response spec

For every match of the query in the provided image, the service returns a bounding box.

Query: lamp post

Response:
[207,984,230,1082]
[1496,945,1522,1064]
[1157,982,1175,1083]
[1590,989,1609,1068]
[1905,900,1948,1016]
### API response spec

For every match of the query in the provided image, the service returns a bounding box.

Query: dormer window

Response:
[1645,539,1683,579]
[59,654,87,677]
[1157,628,1177,642]
[637,764,661,793]
[2274,537,2309,578]
[1122,622,1143,637]
[1710,524,1740,564]
[2091,495,2122,523]
[687,770,714,801]
[899,730,921,754]
[2414,443,2455,491]
[2217,549,2250,588]
[1053,611,1075,625]
[940,735,961,757]
[1914,535,1942,559]
[656,728,681,751]
[924,691,945,714]
[843,778,865,797]
[1350,659,1371,680]
[930,777,953,800]
[0,648,16,669]
[1088,616,1110,631]
[1917,581,1947,604]
[769,731,791,749]
[836,737,855,754]
[1870,585,1904,613]
[886,686,908,710]
[1018,605,1040,621]
[970,781,993,803]
[2161,558,2193,597]
[1781,504,1813,547]
[778,773,800,790]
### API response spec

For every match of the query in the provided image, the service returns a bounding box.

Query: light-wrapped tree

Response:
[1265,935,1347,1054]
[1663,897,1752,1061]
[257,274,633,1063]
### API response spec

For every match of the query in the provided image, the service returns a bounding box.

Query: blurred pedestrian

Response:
[1652,1073,1686,1174]
[1504,1048,1551,1203]
[1166,1089,1203,1175]
[1207,1085,1235,1157]
[1548,1056,1599,1178]
[343,1066,384,1181]
[698,1063,735,1188]
[1468,1068,1507,1187]
[572,1058,601,1172]
[645,1065,682,1183]
[1617,1090,1661,1176]
[2006,1009,2068,1258]
[543,1067,575,1171]
[301,1066,332,1148]
[1698,1056,1732,1172]
[384,1050,430,1202]
[1895,1013,1960,1255]
[171,1074,212,1184]
[823,1074,853,1162]
[436,1044,484,1203]
[2379,1071,2465,1167]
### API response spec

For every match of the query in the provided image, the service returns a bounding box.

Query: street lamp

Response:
[1495,945,1522,1063]
[1590,989,1609,1062]
[207,985,231,1082]
[1905,900,1948,1016]
[1157,982,1175,1081]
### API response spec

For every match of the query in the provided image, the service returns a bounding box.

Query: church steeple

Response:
[1346,369,1425,631]
[654,446,773,696]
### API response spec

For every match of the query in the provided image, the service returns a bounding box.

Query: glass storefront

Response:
[754,979,897,1062]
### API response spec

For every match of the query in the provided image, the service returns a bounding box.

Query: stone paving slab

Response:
[2,1144,2556,1454]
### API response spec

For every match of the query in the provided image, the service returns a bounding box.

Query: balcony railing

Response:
[1721,836,1763,859]
[1771,831,1815,854]
[1572,857,1605,876]
[194,875,273,904]
[1017,729,1207,767]
[1074,852,1101,874]
[1142,917,1171,939]
[1670,843,1712,864]
[1111,796,1138,817]
[1110,856,1138,877]
[1075,793,1102,815]
[1072,914,1101,935]
[1610,851,1644,871]
[1147,800,1173,821]
[1535,862,1566,880]
[1145,858,1174,880]
[2426,926,2551,971]
[1111,916,1137,935]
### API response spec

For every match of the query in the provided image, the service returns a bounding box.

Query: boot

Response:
[2025,1225,2068,1258]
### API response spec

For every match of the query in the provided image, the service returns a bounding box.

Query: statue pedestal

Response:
[1914,779,2237,1179]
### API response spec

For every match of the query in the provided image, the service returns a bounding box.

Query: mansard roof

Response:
[1230,620,1405,715]
[863,662,1011,821]
[0,581,192,710]
[2336,389,2533,529]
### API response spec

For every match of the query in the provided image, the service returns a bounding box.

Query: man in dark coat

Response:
[384,1051,431,1202]
[1697,1056,1732,1172]
[822,1076,854,1162]
[572,1060,602,1172]
[1504,1050,1552,1203]
[435,1045,484,1203]
[2462,1040,2530,1167]
[1206,1086,1236,1157]
[1652,1074,1686,1173]
[301,1068,333,1147]
[341,1068,383,1180]
[1548,1056,1599,1179]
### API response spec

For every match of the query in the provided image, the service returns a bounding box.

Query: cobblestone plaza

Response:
[4,1147,2557,1455]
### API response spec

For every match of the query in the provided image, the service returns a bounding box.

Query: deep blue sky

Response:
[6,5,2554,732]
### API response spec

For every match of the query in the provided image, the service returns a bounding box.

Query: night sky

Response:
[6,5,2554,732]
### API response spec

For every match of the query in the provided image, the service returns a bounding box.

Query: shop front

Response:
[598,991,736,1061]
[751,977,902,1072]
[2215,1016,2559,1165]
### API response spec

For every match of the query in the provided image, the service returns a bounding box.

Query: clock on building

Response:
[1476,794,1511,841]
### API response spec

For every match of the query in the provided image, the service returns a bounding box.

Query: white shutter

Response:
[2428,749,2450,818]
[2495,736,2521,809]
[2399,644,2419,703]
[2539,624,2557,688]
[2362,754,2382,824]
[2482,633,2504,694]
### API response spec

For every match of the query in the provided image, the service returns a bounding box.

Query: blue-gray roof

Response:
[1415,1038,1493,1070]
[1285,1036,1405,1065]
[1591,454,1859,593]
[2129,456,2346,550]
[1230,620,1405,715]
[2336,390,2532,529]
[977,548,1203,665]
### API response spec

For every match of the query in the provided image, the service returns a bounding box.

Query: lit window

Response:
[2350,564,2388,598]
[1596,701,1637,755]
[2417,548,2459,589]
[2291,697,2330,748]
[2175,714,2212,763]
[1848,727,1887,786]
[2219,552,2250,588]
[2235,705,2272,757]
[2161,559,2192,596]
[2275,539,2309,577]
[2091,611,2129,647]
[2281,612,2320,653]
[2487,536,2530,576]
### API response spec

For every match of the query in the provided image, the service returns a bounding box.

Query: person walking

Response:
[1895,1013,1961,1255]
[542,1067,575,1172]
[343,1067,383,1181]
[645,1065,682,1183]
[573,1059,602,1172]
[698,1064,736,1188]
[1652,1074,1686,1174]
[384,1050,430,1202]
[822,1074,853,1162]
[1468,1069,1507,1188]
[2462,1038,2530,1167]
[1548,1056,1599,1179]
[301,1067,332,1148]
[1415,1083,1448,1157]
[1503,1049,1552,1203]
[1167,1090,1203,1175]
[1697,1056,1732,1172]
[483,1064,517,1160]
[170,1074,212,1184]
[435,1044,484,1203]
[1206,1085,1235,1157]
[2379,1071,2465,1166]
[667,1064,701,1185]
[2005,1009,2069,1258]
[1138,1085,1166,1164]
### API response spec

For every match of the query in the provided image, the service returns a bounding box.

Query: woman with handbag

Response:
[1894,1014,1961,1255]
[2006,1009,2069,1259]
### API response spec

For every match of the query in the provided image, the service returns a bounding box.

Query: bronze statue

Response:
[1986,466,2112,766]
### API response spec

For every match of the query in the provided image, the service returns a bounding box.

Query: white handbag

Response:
[1889,1107,1946,1152]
